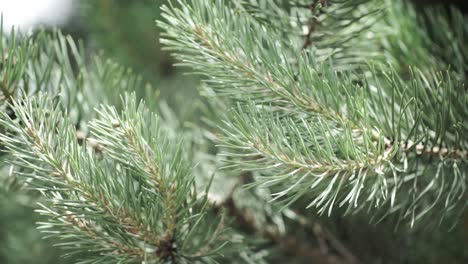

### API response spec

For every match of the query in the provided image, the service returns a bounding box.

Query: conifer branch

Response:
[0,99,149,261]
[160,0,370,125]
[0,93,239,262]
[89,99,180,239]
[64,214,146,258]
[160,0,467,226]
[1,0,467,262]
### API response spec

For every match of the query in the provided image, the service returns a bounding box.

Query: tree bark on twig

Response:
[213,172,359,264]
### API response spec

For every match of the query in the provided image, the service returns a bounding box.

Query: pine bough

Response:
[0,0,467,263]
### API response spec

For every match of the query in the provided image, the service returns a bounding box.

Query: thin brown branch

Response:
[0,80,13,102]
[76,130,104,153]
[290,210,360,264]
[302,0,329,50]
[402,140,468,161]
[213,173,353,264]
[0,51,18,102]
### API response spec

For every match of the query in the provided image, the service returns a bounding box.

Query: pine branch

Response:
[89,98,181,241]
[1,0,467,262]
[62,214,146,258]
[0,95,147,261]
[160,0,468,226]
[0,93,239,263]
[159,0,372,125]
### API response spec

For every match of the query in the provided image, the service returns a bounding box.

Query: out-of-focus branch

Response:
[302,0,329,49]
[212,172,357,264]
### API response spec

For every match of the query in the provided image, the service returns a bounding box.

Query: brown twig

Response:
[291,210,360,264]
[402,140,468,161]
[76,130,104,153]
[0,50,18,103]
[302,0,329,50]
[214,172,354,264]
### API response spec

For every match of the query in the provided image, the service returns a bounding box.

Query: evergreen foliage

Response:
[0,0,467,263]
[159,0,467,226]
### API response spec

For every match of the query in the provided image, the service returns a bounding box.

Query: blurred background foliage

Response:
[78,0,200,116]
[0,0,467,263]
[0,186,65,264]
